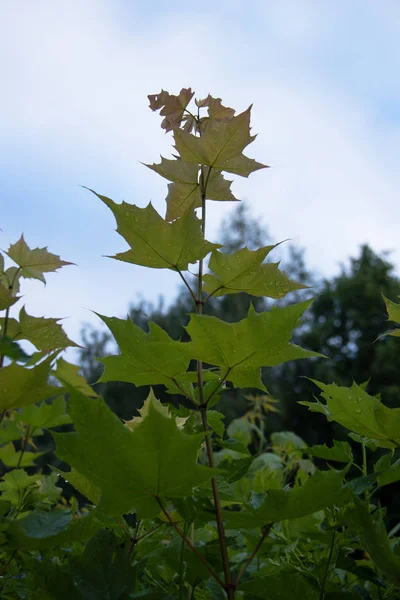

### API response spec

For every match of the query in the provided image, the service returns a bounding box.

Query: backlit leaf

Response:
[382,294,400,337]
[53,387,216,517]
[90,189,219,270]
[0,356,61,411]
[52,357,98,397]
[17,396,71,429]
[148,87,194,132]
[185,301,321,390]
[174,106,267,176]
[203,245,307,299]
[6,235,73,283]
[2,306,78,353]
[300,380,400,449]
[97,315,190,387]
[0,281,19,310]
[0,336,30,362]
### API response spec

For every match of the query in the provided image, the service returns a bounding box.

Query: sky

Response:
[1,0,400,356]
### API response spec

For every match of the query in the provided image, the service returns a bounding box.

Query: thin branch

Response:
[171,378,198,408]
[201,368,231,408]
[175,268,198,306]
[203,285,223,304]
[155,496,224,588]
[199,405,232,593]
[234,525,272,586]
[17,425,31,469]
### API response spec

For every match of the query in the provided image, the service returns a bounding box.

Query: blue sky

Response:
[1,0,400,353]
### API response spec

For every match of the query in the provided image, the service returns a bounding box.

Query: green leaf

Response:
[185,301,322,390]
[6,234,73,283]
[164,167,237,221]
[352,498,400,585]
[239,570,319,599]
[10,509,73,538]
[17,396,71,429]
[53,387,216,517]
[305,440,353,463]
[148,87,194,131]
[174,106,267,176]
[0,469,41,504]
[58,467,100,504]
[223,469,347,528]
[301,380,400,449]
[203,245,307,299]
[0,443,43,467]
[382,294,400,337]
[0,281,20,310]
[52,357,98,397]
[375,457,400,487]
[0,419,24,444]
[0,355,61,411]
[71,530,139,600]
[2,306,78,352]
[0,336,30,362]
[97,315,190,387]
[90,189,219,270]
[207,410,225,438]
[8,509,102,550]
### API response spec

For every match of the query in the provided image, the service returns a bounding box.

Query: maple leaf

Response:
[223,470,346,527]
[89,188,219,270]
[0,356,62,411]
[0,282,19,310]
[96,314,190,387]
[53,386,216,517]
[203,245,307,299]
[381,294,400,337]
[145,158,237,221]
[1,306,79,353]
[300,380,400,449]
[185,301,322,390]
[6,235,73,284]
[174,106,268,177]
[148,88,194,132]
[52,357,99,397]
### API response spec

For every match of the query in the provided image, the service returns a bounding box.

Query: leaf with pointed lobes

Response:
[148,87,194,132]
[196,94,236,133]
[381,294,400,337]
[174,106,268,176]
[18,396,72,430]
[52,357,99,397]
[96,314,190,387]
[203,245,307,299]
[166,168,238,222]
[0,281,20,310]
[300,380,400,449]
[124,389,188,431]
[0,355,62,411]
[89,188,220,269]
[6,235,73,283]
[1,306,79,353]
[223,469,347,528]
[185,300,322,391]
[53,386,216,518]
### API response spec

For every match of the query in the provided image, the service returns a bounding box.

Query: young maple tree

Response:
[0,88,399,600]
